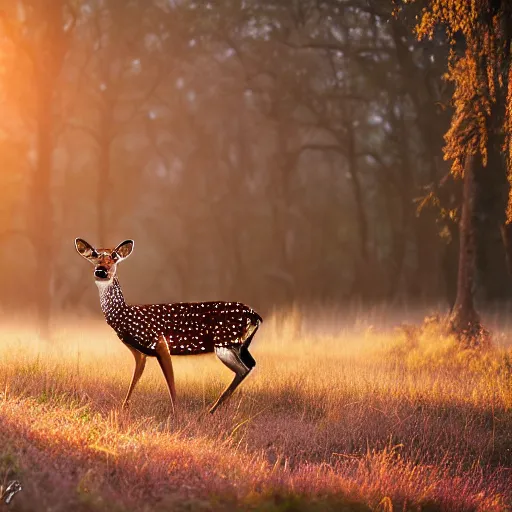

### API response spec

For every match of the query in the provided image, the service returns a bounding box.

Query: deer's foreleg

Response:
[155,336,177,414]
[123,346,147,408]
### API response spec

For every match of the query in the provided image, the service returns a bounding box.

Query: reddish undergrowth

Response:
[0,313,510,511]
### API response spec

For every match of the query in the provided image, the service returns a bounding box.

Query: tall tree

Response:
[407,0,512,343]
[1,1,76,338]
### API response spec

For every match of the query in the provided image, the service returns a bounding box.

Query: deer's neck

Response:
[96,276,127,326]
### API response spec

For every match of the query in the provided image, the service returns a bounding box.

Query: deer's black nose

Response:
[94,267,109,279]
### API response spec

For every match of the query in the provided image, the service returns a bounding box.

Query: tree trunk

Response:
[449,153,489,347]
[97,115,112,246]
[32,81,54,340]
[346,121,373,300]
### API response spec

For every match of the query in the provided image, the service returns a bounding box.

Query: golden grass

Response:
[0,311,510,511]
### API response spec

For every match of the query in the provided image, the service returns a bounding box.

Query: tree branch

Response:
[278,38,393,57]
[63,122,102,146]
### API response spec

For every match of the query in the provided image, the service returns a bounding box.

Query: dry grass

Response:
[0,310,510,511]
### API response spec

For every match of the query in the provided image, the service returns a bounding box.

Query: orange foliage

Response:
[403,0,512,219]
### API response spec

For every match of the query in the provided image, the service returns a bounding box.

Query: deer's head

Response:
[75,238,134,283]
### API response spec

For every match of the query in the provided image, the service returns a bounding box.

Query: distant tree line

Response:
[0,0,509,338]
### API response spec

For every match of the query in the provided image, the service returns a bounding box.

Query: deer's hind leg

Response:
[123,346,147,408]
[209,327,258,414]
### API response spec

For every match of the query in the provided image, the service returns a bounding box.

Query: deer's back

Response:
[118,301,261,356]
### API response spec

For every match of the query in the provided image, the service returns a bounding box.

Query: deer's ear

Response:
[113,240,134,261]
[75,238,96,260]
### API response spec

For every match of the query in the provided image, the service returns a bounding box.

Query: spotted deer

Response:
[75,238,261,414]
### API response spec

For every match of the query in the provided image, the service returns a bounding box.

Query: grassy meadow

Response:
[0,309,510,511]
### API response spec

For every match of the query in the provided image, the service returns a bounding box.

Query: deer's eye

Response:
[91,250,98,258]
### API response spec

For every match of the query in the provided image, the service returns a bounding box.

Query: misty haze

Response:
[0,1,511,511]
